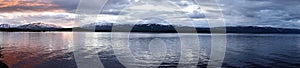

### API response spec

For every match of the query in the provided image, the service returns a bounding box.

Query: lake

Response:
[0,32,300,68]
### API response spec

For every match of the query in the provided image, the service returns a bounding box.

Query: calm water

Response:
[0,32,300,68]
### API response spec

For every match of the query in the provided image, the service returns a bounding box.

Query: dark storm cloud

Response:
[221,0,300,28]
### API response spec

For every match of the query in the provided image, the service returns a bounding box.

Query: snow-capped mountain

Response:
[17,23,62,30]
[0,24,11,28]
[80,21,115,30]
[137,17,171,25]
[82,22,114,28]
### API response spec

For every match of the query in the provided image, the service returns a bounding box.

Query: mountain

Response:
[131,23,176,32]
[17,23,62,30]
[222,26,300,34]
[81,22,113,30]
[80,18,181,31]
[137,17,173,25]
[1,22,300,34]
[0,24,11,28]
[79,22,179,32]
[77,23,300,33]
[82,21,115,27]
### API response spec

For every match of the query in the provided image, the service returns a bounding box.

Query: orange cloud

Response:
[0,0,19,8]
[0,0,56,8]
[0,0,66,12]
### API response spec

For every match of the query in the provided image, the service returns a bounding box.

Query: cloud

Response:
[0,0,19,8]
[1,0,300,28]
[0,0,66,12]
[51,0,80,13]
[0,12,76,27]
[221,0,300,28]
[52,0,132,15]
[110,0,204,27]
[0,0,202,26]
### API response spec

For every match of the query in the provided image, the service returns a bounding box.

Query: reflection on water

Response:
[0,32,74,68]
[0,43,9,68]
[0,32,299,68]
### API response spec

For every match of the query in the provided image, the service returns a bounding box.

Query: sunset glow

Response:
[0,0,56,8]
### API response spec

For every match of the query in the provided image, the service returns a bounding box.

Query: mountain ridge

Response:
[1,23,300,34]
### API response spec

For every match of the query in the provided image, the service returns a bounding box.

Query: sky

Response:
[0,0,300,28]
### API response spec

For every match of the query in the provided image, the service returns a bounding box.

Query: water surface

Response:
[0,32,300,68]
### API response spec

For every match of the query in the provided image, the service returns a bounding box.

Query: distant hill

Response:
[0,23,64,32]
[1,23,300,34]
[17,23,62,30]
[0,24,11,28]
[223,26,300,34]
[80,22,113,31]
